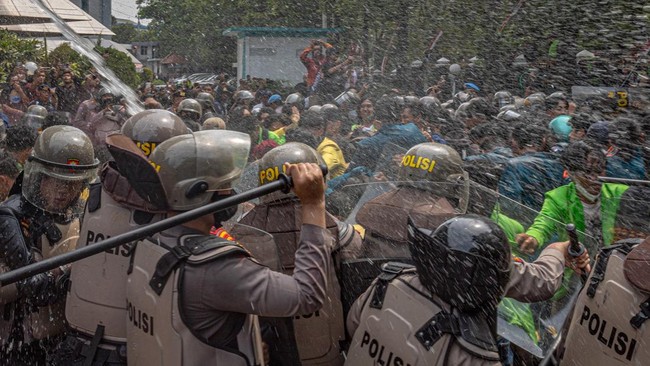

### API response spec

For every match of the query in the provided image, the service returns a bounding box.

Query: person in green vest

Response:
[517,140,628,255]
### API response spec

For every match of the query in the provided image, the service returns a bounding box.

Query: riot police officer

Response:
[0,126,99,365]
[176,98,202,131]
[237,142,361,366]
[121,130,333,365]
[345,215,588,365]
[346,215,511,365]
[355,142,469,259]
[195,92,218,123]
[55,110,188,365]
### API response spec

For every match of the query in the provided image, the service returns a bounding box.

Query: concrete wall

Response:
[237,36,310,86]
[70,0,112,28]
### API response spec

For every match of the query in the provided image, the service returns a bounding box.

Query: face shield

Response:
[22,156,98,216]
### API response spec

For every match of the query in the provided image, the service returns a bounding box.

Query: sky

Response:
[112,0,150,26]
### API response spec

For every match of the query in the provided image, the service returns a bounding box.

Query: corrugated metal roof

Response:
[0,0,113,36]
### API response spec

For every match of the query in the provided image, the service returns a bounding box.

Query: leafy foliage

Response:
[0,29,45,81]
[48,43,93,77]
[136,0,647,81]
[96,46,141,88]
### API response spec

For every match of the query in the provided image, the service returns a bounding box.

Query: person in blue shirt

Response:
[349,97,427,171]
[498,123,568,212]
[606,117,646,180]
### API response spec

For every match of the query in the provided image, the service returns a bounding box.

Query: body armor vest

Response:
[67,181,160,345]
[126,233,259,366]
[27,219,80,340]
[560,242,648,365]
[355,186,458,259]
[238,198,345,366]
[345,263,501,366]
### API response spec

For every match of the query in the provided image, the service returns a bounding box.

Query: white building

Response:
[223,27,339,86]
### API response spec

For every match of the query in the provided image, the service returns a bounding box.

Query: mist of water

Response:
[30,0,144,115]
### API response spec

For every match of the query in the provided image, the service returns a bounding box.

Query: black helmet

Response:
[408,214,511,312]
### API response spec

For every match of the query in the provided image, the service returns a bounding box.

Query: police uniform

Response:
[346,265,502,366]
[62,164,163,364]
[559,238,649,365]
[345,244,568,366]
[61,109,188,365]
[340,143,467,316]
[126,221,333,365]
[117,131,334,366]
[237,142,361,366]
[0,126,99,365]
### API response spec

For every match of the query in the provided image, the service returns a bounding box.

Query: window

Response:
[81,0,89,12]
[140,46,148,56]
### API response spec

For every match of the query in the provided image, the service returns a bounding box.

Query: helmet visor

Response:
[22,159,95,215]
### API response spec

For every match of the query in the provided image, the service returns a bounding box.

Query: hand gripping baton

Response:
[566,223,588,283]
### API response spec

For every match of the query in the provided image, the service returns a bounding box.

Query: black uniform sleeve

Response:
[0,207,63,306]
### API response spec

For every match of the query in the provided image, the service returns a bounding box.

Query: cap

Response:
[268,94,282,104]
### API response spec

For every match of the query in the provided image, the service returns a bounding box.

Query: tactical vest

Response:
[26,219,80,340]
[559,241,648,365]
[238,199,345,366]
[355,186,458,258]
[67,182,160,345]
[345,263,501,366]
[126,234,260,366]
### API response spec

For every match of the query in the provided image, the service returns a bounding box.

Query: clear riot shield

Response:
[334,180,471,315]
[333,178,603,361]
[224,222,281,271]
[493,189,601,361]
[234,160,261,196]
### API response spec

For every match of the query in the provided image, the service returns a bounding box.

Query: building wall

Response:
[69,0,112,28]
[238,36,311,85]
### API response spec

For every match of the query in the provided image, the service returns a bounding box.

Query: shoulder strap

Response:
[149,245,192,295]
[415,311,461,350]
[587,241,638,298]
[87,183,102,213]
[148,236,250,295]
[369,262,415,309]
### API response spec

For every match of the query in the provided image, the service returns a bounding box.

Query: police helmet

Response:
[419,96,441,109]
[120,109,189,157]
[23,126,99,216]
[284,93,305,107]
[196,92,216,111]
[321,104,339,113]
[493,91,514,109]
[408,214,511,312]
[234,90,255,104]
[22,105,48,130]
[147,130,250,211]
[308,105,322,114]
[178,98,202,118]
[398,143,469,213]
[257,142,324,202]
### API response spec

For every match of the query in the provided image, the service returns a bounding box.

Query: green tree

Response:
[111,24,139,44]
[0,29,44,81]
[47,43,93,77]
[96,46,140,88]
